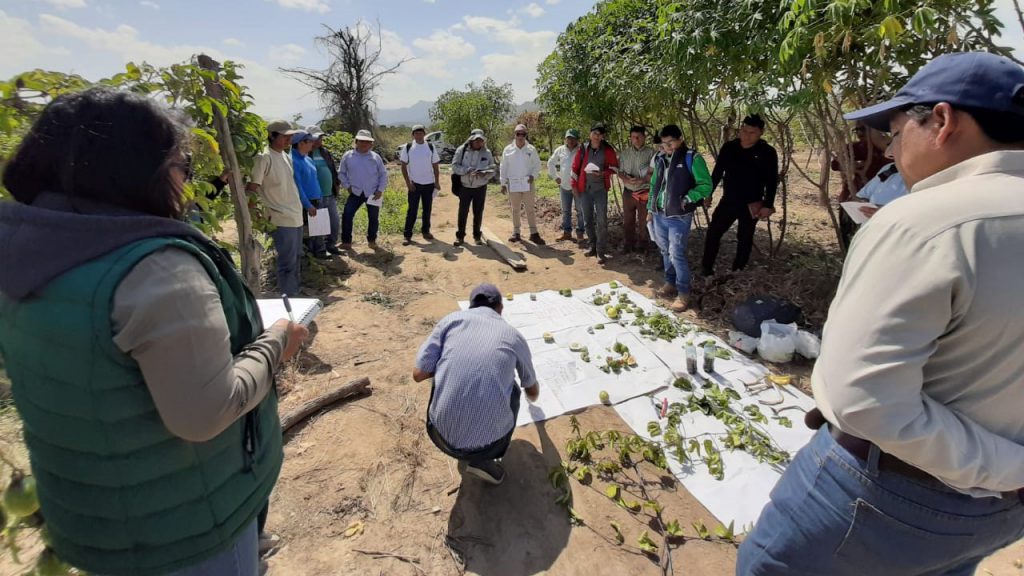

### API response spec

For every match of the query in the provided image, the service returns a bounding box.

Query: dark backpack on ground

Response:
[732,295,802,337]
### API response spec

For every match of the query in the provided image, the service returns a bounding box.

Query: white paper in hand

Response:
[307,209,330,236]
[841,201,876,225]
[366,194,384,207]
[584,162,601,173]
[507,177,531,193]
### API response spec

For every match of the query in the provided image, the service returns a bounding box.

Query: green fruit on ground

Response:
[3,473,39,518]
[35,548,71,576]
[609,280,619,289]
[599,391,611,405]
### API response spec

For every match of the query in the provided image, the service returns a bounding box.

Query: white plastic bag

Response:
[728,330,759,354]
[758,320,798,363]
[795,330,821,359]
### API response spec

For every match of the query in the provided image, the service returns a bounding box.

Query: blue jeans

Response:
[737,427,1024,576]
[579,182,608,254]
[652,212,693,295]
[341,193,381,244]
[168,520,258,576]
[270,225,303,297]
[559,187,585,234]
[323,195,340,247]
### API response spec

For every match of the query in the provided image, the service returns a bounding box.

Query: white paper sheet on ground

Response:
[615,373,816,530]
[307,209,330,236]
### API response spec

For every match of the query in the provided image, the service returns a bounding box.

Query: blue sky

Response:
[2,0,1023,123]
[1,0,598,122]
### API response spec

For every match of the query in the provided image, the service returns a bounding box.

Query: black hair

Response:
[3,87,190,218]
[904,103,1024,145]
[659,124,683,139]
[652,135,662,145]
[742,114,766,130]
[629,125,646,135]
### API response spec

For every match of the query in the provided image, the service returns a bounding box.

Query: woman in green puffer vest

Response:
[0,87,308,575]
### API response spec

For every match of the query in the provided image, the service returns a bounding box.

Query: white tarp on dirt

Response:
[462,281,817,529]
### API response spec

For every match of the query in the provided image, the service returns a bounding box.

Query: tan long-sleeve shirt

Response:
[111,247,286,442]
[813,150,1024,494]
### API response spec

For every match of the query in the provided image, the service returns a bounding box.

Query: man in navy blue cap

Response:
[412,283,540,485]
[739,52,1024,575]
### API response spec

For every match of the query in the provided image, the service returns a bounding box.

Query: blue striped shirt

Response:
[416,307,537,450]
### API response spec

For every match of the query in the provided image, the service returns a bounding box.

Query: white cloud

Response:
[36,14,321,120]
[139,1,159,9]
[223,37,245,47]
[459,15,557,102]
[269,43,306,65]
[0,10,70,76]
[272,0,329,14]
[546,0,561,4]
[523,3,545,18]
[43,0,87,8]
[412,30,475,59]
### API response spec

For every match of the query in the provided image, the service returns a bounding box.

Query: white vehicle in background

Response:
[396,130,456,163]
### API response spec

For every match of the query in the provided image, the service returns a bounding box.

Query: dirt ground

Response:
[255,173,1023,576]
[0,168,1021,576]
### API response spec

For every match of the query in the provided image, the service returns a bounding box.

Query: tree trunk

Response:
[197,55,262,291]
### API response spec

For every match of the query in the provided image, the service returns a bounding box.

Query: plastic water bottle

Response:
[703,343,716,374]
[686,342,697,374]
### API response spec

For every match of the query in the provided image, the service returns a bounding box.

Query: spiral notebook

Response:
[256,298,323,327]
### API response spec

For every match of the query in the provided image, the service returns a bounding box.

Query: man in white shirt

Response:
[246,119,304,297]
[738,51,1024,576]
[547,129,584,242]
[399,124,441,245]
[499,124,545,245]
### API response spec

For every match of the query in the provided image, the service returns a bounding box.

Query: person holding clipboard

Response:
[0,88,308,576]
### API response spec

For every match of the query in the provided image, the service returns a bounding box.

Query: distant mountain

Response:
[374,99,540,127]
[376,100,433,127]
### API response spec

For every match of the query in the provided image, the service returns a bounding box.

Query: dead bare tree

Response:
[281,21,410,133]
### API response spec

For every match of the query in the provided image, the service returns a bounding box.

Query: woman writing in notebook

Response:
[0,88,307,576]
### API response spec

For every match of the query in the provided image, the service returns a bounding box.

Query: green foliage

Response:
[321,131,355,158]
[429,78,514,156]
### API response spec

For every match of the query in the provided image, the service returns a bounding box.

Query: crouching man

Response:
[413,283,540,485]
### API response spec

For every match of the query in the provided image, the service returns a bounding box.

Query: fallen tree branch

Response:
[280,376,371,433]
[353,549,426,575]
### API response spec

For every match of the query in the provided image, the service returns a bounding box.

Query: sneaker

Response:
[423,232,435,241]
[465,460,505,485]
[670,295,690,313]
[584,248,597,257]
[314,252,331,260]
[597,253,608,265]
[259,533,281,556]
[474,236,485,245]
[326,245,342,256]
[657,283,678,299]
[454,238,464,247]
[576,230,585,242]
[368,241,378,249]
[529,233,546,246]
[340,242,353,249]
[402,237,412,246]
[556,231,573,242]
[508,234,521,243]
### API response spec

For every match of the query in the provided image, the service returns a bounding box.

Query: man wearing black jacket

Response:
[701,114,779,277]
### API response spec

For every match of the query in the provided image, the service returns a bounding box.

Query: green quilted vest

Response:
[0,236,283,576]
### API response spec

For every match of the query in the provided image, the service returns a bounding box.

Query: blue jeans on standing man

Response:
[322,194,340,248]
[559,187,585,235]
[270,225,303,297]
[652,212,694,295]
[737,426,1024,576]
[341,192,381,244]
[579,181,608,254]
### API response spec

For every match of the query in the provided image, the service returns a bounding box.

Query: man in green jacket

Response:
[646,124,713,312]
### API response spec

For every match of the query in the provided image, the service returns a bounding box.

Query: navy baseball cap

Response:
[845,52,1024,131]
[469,283,502,308]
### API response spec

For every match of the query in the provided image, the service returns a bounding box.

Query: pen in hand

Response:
[282,293,296,324]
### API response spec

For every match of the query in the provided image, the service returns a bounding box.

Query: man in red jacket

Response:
[571,123,619,264]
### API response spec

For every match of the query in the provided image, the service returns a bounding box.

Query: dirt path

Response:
[262,177,1023,576]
